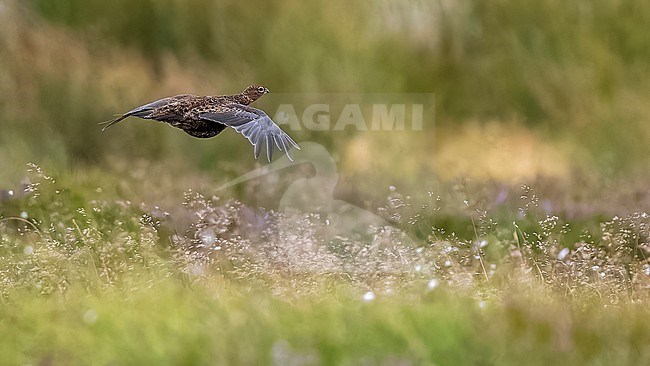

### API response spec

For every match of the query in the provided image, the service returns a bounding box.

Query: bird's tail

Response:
[98,114,129,131]
[100,97,173,132]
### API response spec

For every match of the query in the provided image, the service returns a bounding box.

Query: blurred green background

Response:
[1,0,649,188]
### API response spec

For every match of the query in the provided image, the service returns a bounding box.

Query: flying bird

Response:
[101,84,299,161]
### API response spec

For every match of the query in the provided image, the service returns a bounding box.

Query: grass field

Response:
[1,162,649,365]
[1,0,650,364]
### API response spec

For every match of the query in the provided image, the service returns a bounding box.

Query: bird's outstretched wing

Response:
[199,104,300,162]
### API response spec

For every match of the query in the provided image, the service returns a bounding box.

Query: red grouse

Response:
[101,84,299,161]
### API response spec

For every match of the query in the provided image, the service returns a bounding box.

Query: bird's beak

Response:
[264,87,270,94]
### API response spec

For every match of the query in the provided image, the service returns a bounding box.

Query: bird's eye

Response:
[257,87,265,93]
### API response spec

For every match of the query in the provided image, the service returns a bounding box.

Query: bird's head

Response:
[242,84,270,102]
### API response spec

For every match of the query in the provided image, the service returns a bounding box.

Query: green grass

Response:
[4,279,650,365]
[0,164,649,364]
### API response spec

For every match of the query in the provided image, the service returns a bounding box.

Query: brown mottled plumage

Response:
[101,84,299,161]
